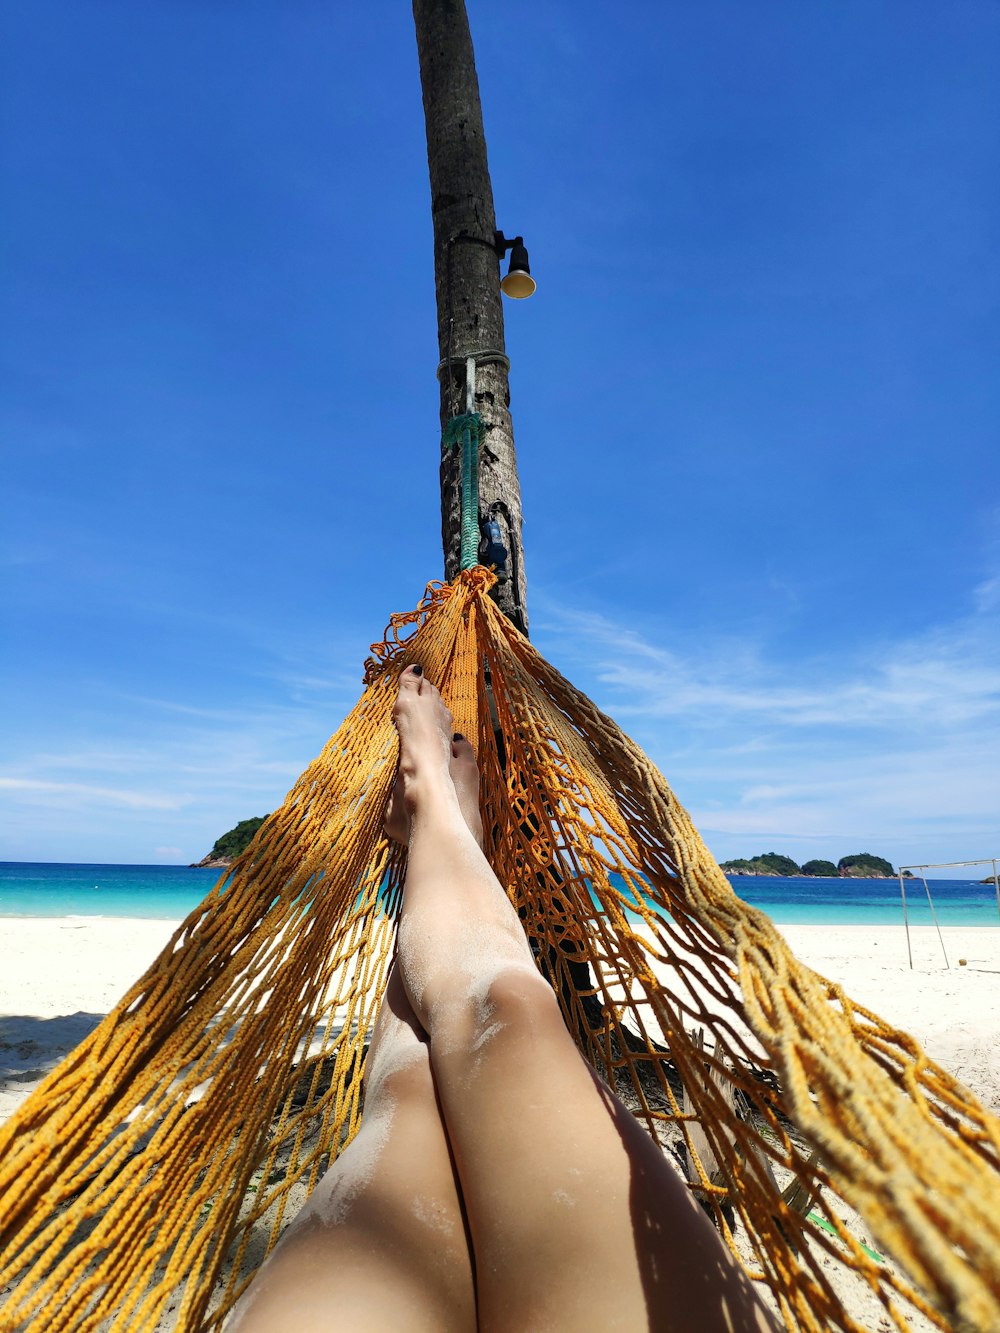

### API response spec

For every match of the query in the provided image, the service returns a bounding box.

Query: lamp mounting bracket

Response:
[494,230,522,258]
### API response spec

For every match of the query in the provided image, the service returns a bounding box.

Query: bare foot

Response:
[384,666,483,847]
[449,734,483,847]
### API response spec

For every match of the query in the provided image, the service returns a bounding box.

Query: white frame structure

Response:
[896,858,1000,969]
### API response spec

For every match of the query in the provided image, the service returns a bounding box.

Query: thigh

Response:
[229,988,476,1332]
[429,966,772,1333]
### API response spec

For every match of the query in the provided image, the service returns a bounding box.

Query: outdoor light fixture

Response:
[495,231,536,299]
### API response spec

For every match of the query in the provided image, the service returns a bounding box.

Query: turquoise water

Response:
[726,874,1000,926]
[1,863,998,926]
[0,863,224,919]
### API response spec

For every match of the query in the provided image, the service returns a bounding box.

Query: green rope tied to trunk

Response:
[442,413,482,570]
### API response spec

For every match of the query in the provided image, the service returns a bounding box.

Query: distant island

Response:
[191,816,269,868]
[193,826,907,882]
[719,852,908,879]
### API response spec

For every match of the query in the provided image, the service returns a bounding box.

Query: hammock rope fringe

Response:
[1,567,998,1332]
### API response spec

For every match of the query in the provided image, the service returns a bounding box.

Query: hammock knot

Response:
[441,412,482,450]
[362,569,497,685]
[457,564,498,596]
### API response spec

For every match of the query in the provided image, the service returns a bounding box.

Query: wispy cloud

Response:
[538,607,1000,730]
[533,574,1000,866]
[0,777,190,811]
[0,680,354,861]
[974,575,1000,615]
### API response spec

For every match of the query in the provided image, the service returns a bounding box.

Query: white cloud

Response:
[0,687,345,860]
[538,606,1000,731]
[532,575,1000,867]
[974,575,1000,614]
[0,777,190,811]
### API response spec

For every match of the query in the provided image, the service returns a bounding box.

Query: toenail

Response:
[411,664,423,676]
[453,732,464,741]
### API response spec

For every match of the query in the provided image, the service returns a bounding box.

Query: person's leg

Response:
[227,965,476,1331]
[392,665,776,1333]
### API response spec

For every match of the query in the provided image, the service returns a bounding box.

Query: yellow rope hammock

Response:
[1,567,998,1332]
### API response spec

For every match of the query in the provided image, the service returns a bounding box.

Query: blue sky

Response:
[3,1,998,873]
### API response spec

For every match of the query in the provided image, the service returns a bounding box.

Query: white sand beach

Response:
[0,917,185,1122]
[3,915,998,1122]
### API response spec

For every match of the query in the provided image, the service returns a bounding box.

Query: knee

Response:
[427,966,579,1086]
[469,963,564,1046]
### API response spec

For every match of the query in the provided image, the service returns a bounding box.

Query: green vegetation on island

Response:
[211,817,268,859]
[837,852,895,878]
[719,851,900,878]
[800,859,839,878]
[192,816,269,868]
[720,852,801,877]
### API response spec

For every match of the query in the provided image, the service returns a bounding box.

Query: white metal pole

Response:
[899,870,913,969]
[920,873,950,968]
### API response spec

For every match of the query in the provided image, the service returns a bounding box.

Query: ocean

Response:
[0,862,224,919]
[1,862,998,926]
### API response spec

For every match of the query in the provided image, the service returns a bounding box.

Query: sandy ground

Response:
[1,916,998,1330]
[0,917,184,1122]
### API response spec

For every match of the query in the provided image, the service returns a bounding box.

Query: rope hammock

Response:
[1,567,998,1332]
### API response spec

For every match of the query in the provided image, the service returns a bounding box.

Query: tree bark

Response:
[412,0,529,636]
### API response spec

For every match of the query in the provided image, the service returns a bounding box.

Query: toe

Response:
[399,663,424,691]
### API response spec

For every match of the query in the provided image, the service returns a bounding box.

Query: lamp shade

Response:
[500,239,536,299]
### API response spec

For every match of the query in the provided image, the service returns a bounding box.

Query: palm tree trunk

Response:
[412,0,529,635]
